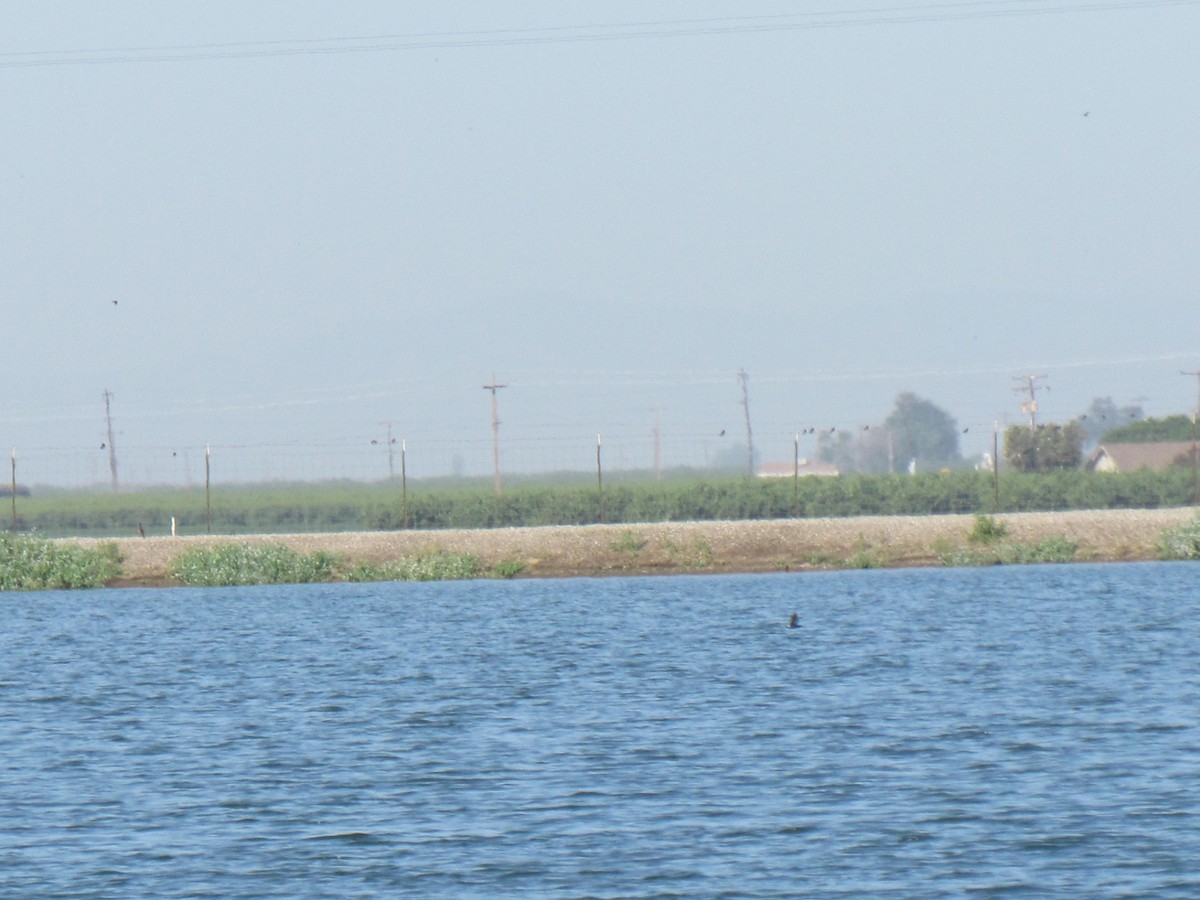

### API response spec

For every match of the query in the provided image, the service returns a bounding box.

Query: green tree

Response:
[1074,396,1143,450]
[1004,422,1086,472]
[1099,414,1195,443]
[817,393,961,474]
[883,392,962,472]
[816,429,858,472]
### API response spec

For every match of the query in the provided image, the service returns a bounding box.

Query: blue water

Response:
[2,563,1199,897]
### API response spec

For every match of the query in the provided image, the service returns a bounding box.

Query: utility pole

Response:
[739,368,754,477]
[483,374,507,494]
[380,421,397,481]
[102,389,118,492]
[1012,374,1049,429]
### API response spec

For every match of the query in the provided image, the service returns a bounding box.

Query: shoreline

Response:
[63,508,1197,587]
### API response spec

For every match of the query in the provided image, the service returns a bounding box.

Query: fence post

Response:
[401,439,409,529]
[992,424,1001,513]
[596,434,604,524]
[792,433,799,518]
[205,444,212,534]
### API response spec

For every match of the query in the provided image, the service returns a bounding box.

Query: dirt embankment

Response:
[67,508,1197,587]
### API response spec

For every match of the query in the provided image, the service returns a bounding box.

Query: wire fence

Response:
[8,429,833,493]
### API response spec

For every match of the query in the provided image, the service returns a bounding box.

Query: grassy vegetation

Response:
[0,535,121,590]
[169,543,342,587]
[10,467,1200,539]
[938,515,1079,567]
[342,552,483,583]
[940,536,1079,567]
[967,514,1008,543]
[168,542,490,587]
[1158,518,1200,560]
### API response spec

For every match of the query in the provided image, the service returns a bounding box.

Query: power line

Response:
[3,353,1191,428]
[1,1,1196,68]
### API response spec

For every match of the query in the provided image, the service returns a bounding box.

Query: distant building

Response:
[1086,442,1196,473]
[757,460,839,478]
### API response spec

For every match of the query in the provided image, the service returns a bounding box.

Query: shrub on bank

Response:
[169,543,487,586]
[0,535,121,590]
[343,552,483,583]
[170,543,342,586]
[940,517,1078,567]
[1158,518,1200,560]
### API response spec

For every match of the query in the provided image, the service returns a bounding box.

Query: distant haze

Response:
[3,2,1198,486]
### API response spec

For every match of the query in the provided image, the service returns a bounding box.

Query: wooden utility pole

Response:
[380,421,397,481]
[1012,375,1049,429]
[483,375,507,494]
[739,368,754,477]
[102,389,118,492]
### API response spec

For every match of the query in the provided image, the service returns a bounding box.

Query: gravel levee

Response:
[65,507,1198,587]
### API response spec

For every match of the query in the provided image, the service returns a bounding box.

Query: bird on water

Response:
[788,611,799,629]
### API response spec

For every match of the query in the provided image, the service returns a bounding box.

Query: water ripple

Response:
[2,564,1199,896]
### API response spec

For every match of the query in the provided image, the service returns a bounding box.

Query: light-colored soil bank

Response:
[69,508,1198,587]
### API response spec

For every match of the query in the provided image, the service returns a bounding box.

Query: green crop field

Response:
[6,466,1198,539]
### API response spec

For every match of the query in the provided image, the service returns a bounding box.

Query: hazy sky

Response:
[4,1,1199,485]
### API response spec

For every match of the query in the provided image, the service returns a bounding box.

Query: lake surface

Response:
[2,563,1199,897]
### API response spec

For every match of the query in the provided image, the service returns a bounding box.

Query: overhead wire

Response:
[0,0,1196,68]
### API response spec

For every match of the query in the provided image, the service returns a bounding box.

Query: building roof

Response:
[757,460,840,478]
[1087,441,1196,473]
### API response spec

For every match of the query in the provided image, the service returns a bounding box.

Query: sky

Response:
[3,1,1199,486]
